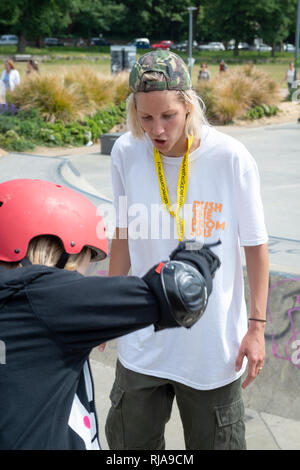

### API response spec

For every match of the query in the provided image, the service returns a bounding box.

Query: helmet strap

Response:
[20,256,32,267]
[55,251,70,269]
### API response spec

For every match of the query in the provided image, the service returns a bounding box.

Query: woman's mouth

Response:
[154,138,167,148]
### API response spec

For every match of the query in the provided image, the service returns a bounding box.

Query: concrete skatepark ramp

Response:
[1,120,300,448]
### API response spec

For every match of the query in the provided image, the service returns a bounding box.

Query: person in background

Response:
[282,62,298,91]
[219,59,228,73]
[1,59,20,91]
[197,62,211,82]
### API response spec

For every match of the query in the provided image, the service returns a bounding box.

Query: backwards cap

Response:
[129,50,192,93]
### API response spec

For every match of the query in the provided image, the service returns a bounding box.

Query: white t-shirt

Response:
[1,69,20,91]
[287,68,294,85]
[110,125,268,390]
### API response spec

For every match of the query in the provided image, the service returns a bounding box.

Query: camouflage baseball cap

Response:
[129,50,192,93]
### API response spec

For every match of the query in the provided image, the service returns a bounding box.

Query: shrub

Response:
[195,82,219,124]
[213,97,241,125]
[113,72,130,105]
[0,103,17,115]
[244,104,279,120]
[11,74,95,123]
[0,67,130,152]
[63,67,115,110]
[0,102,126,152]
[243,66,280,107]
[0,129,35,152]
[195,64,280,124]
[10,67,130,124]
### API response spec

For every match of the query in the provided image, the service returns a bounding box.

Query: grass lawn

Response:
[0,45,113,57]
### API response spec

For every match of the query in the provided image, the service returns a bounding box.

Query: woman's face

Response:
[5,61,12,72]
[135,90,189,156]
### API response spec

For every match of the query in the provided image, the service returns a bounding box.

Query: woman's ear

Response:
[185,103,191,116]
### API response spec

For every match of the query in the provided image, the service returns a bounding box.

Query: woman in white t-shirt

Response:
[1,59,20,92]
[105,50,269,450]
[283,62,298,91]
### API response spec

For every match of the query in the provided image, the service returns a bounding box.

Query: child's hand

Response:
[99,343,106,352]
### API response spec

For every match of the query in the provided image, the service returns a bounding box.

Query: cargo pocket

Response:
[213,399,246,450]
[105,381,125,449]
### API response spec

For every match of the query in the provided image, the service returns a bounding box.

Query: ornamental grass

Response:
[10,67,130,124]
[10,64,279,125]
[195,64,281,124]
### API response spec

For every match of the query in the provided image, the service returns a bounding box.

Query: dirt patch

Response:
[231,100,300,129]
[0,148,8,158]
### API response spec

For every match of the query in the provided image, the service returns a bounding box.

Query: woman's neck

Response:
[162,137,200,158]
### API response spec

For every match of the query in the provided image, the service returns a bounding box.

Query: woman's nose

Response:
[152,120,164,136]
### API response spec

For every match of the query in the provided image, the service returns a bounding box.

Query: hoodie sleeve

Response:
[26,271,159,351]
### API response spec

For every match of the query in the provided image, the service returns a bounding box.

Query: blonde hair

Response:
[126,71,207,140]
[0,235,90,271]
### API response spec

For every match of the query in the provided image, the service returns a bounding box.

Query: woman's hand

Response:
[235,323,265,389]
[237,243,268,389]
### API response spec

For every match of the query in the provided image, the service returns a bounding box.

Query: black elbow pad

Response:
[160,260,208,328]
[143,241,221,331]
[143,260,208,331]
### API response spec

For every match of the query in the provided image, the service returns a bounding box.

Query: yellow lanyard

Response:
[153,135,193,241]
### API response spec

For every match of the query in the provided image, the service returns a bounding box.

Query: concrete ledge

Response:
[13,54,31,62]
[242,269,300,422]
[100,133,124,155]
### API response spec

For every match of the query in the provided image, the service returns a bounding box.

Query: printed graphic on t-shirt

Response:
[97,197,227,241]
[191,200,225,238]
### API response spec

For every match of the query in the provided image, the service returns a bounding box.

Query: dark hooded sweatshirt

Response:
[0,265,162,450]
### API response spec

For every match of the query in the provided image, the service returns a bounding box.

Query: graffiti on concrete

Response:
[86,255,109,278]
[266,278,300,369]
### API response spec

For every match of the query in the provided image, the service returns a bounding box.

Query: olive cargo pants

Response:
[105,360,246,450]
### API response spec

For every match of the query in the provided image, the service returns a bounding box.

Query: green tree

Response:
[151,0,191,40]
[69,0,127,41]
[106,0,153,39]
[202,0,259,55]
[256,0,298,56]
[107,0,192,41]
[0,0,81,52]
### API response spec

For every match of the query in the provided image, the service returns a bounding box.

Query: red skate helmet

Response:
[0,179,108,263]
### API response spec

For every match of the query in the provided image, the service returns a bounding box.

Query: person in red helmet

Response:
[0,178,220,450]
